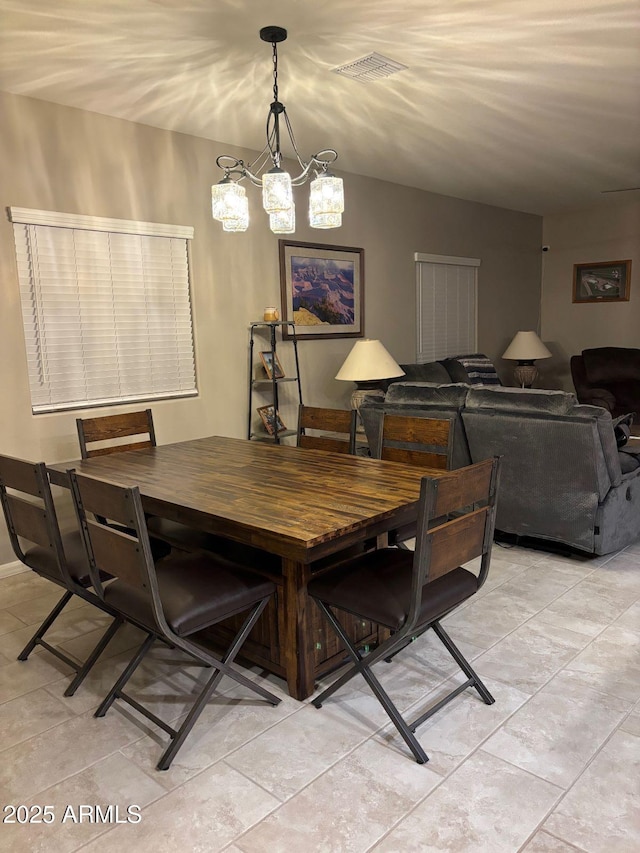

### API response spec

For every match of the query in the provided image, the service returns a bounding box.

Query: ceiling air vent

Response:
[332,52,408,82]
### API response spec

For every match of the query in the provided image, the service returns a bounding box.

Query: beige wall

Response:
[0,90,542,563]
[541,198,640,390]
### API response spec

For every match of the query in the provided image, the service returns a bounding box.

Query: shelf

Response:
[250,321,296,329]
[250,429,297,442]
[248,323,303,443]
[252,377,298,387]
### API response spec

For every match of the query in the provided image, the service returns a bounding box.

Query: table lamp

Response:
[335,339,405,408]
[502,331,552,387]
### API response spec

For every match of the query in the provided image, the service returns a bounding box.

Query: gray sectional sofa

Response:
[361,382,640,555]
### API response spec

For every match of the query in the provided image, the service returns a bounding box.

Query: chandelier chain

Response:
[272,42,279,103]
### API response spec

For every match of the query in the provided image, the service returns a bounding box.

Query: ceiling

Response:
[1,0,639,215]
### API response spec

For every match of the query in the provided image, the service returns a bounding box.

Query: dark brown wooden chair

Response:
[308,457,500,764]
[76,408,176,559]
[76,409,156,459]
[68,468,281,771]
[371,413,454,548]
[0,454,123,696]
[77,409,213,558]
[76,409,275,567]
[296,405,357,454]
[374,413,454,470]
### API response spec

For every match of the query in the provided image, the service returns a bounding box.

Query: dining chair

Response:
[308,456,500,764]
[371,413,454,549]
[77,408,209,555]
[0,454,123,696]
[76,408,272,566]
[296,405,357,454]
[76,409,156,458]
[373,413,454,470]
[68,468,281,771]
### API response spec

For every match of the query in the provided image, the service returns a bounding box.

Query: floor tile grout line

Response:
[227,726,448,853]
[441,557,609,668]
[517,827,590,853]
[498,709,638,853]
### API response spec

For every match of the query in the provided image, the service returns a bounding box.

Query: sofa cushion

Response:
[385,382,470,408]
[583,347,640,383]
[465,386,577,415]
[619,447,640,473]
[398,362,452,384]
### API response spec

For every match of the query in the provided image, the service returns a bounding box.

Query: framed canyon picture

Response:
[573,260,631,303]
[279,240,364,340]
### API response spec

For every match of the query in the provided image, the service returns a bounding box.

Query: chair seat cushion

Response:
[104,551,276,638]
[24,529,92,587]
[308,549,478,631]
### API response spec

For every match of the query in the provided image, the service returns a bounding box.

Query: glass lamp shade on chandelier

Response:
[211,26,345,234]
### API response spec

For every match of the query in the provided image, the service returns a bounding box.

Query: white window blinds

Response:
[415,253,479,363]
[10,208,197,413]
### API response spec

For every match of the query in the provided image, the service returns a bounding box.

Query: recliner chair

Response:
[571,347,640,420]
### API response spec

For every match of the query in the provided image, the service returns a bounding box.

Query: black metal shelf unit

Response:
[248,321,303,444]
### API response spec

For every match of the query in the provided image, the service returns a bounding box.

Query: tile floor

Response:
[0,541,638,852]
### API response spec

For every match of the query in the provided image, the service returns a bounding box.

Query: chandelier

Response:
[211,26,344,234]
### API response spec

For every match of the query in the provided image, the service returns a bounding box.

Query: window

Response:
[415,253,479,363]
[10,207,197,413]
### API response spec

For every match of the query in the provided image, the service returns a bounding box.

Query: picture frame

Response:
[572,260,632,303]
[259,350,285,380]
[257,404,286,435]
[279,240,364,340]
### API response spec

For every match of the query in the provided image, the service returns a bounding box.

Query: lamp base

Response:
[513,363,538,388]
[351,388,385,410]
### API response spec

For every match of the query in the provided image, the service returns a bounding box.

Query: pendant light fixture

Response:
[211,26,344,234]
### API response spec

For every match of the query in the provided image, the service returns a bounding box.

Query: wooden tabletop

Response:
[49,435,450,563]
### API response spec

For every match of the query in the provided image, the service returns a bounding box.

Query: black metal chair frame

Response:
[69,469,281,771]
[297,405,358,455]
[309,457,500,764]
[0,455,123,696]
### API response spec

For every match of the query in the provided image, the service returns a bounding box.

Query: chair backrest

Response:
[76,409,156,459]
[408,457,500,630]
[374,413,454,470]
[0,454,76,588]
[297,405,357,454]
[68,469,169,635]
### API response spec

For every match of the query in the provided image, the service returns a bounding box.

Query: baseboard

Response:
[0,560,27,579]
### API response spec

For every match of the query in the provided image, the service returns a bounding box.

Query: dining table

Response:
[48,435,454,700]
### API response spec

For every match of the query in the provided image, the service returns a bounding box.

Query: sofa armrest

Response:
[579,387,616,412]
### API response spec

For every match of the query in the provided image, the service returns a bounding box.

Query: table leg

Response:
[281,558,315,701]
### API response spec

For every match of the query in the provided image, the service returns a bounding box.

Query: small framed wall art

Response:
[572,260,632,303]
[259,351,285,380]
[257,404,287,435]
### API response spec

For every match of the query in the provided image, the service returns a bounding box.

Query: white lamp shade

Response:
[502,331,552,361]
[335,339,405,382]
